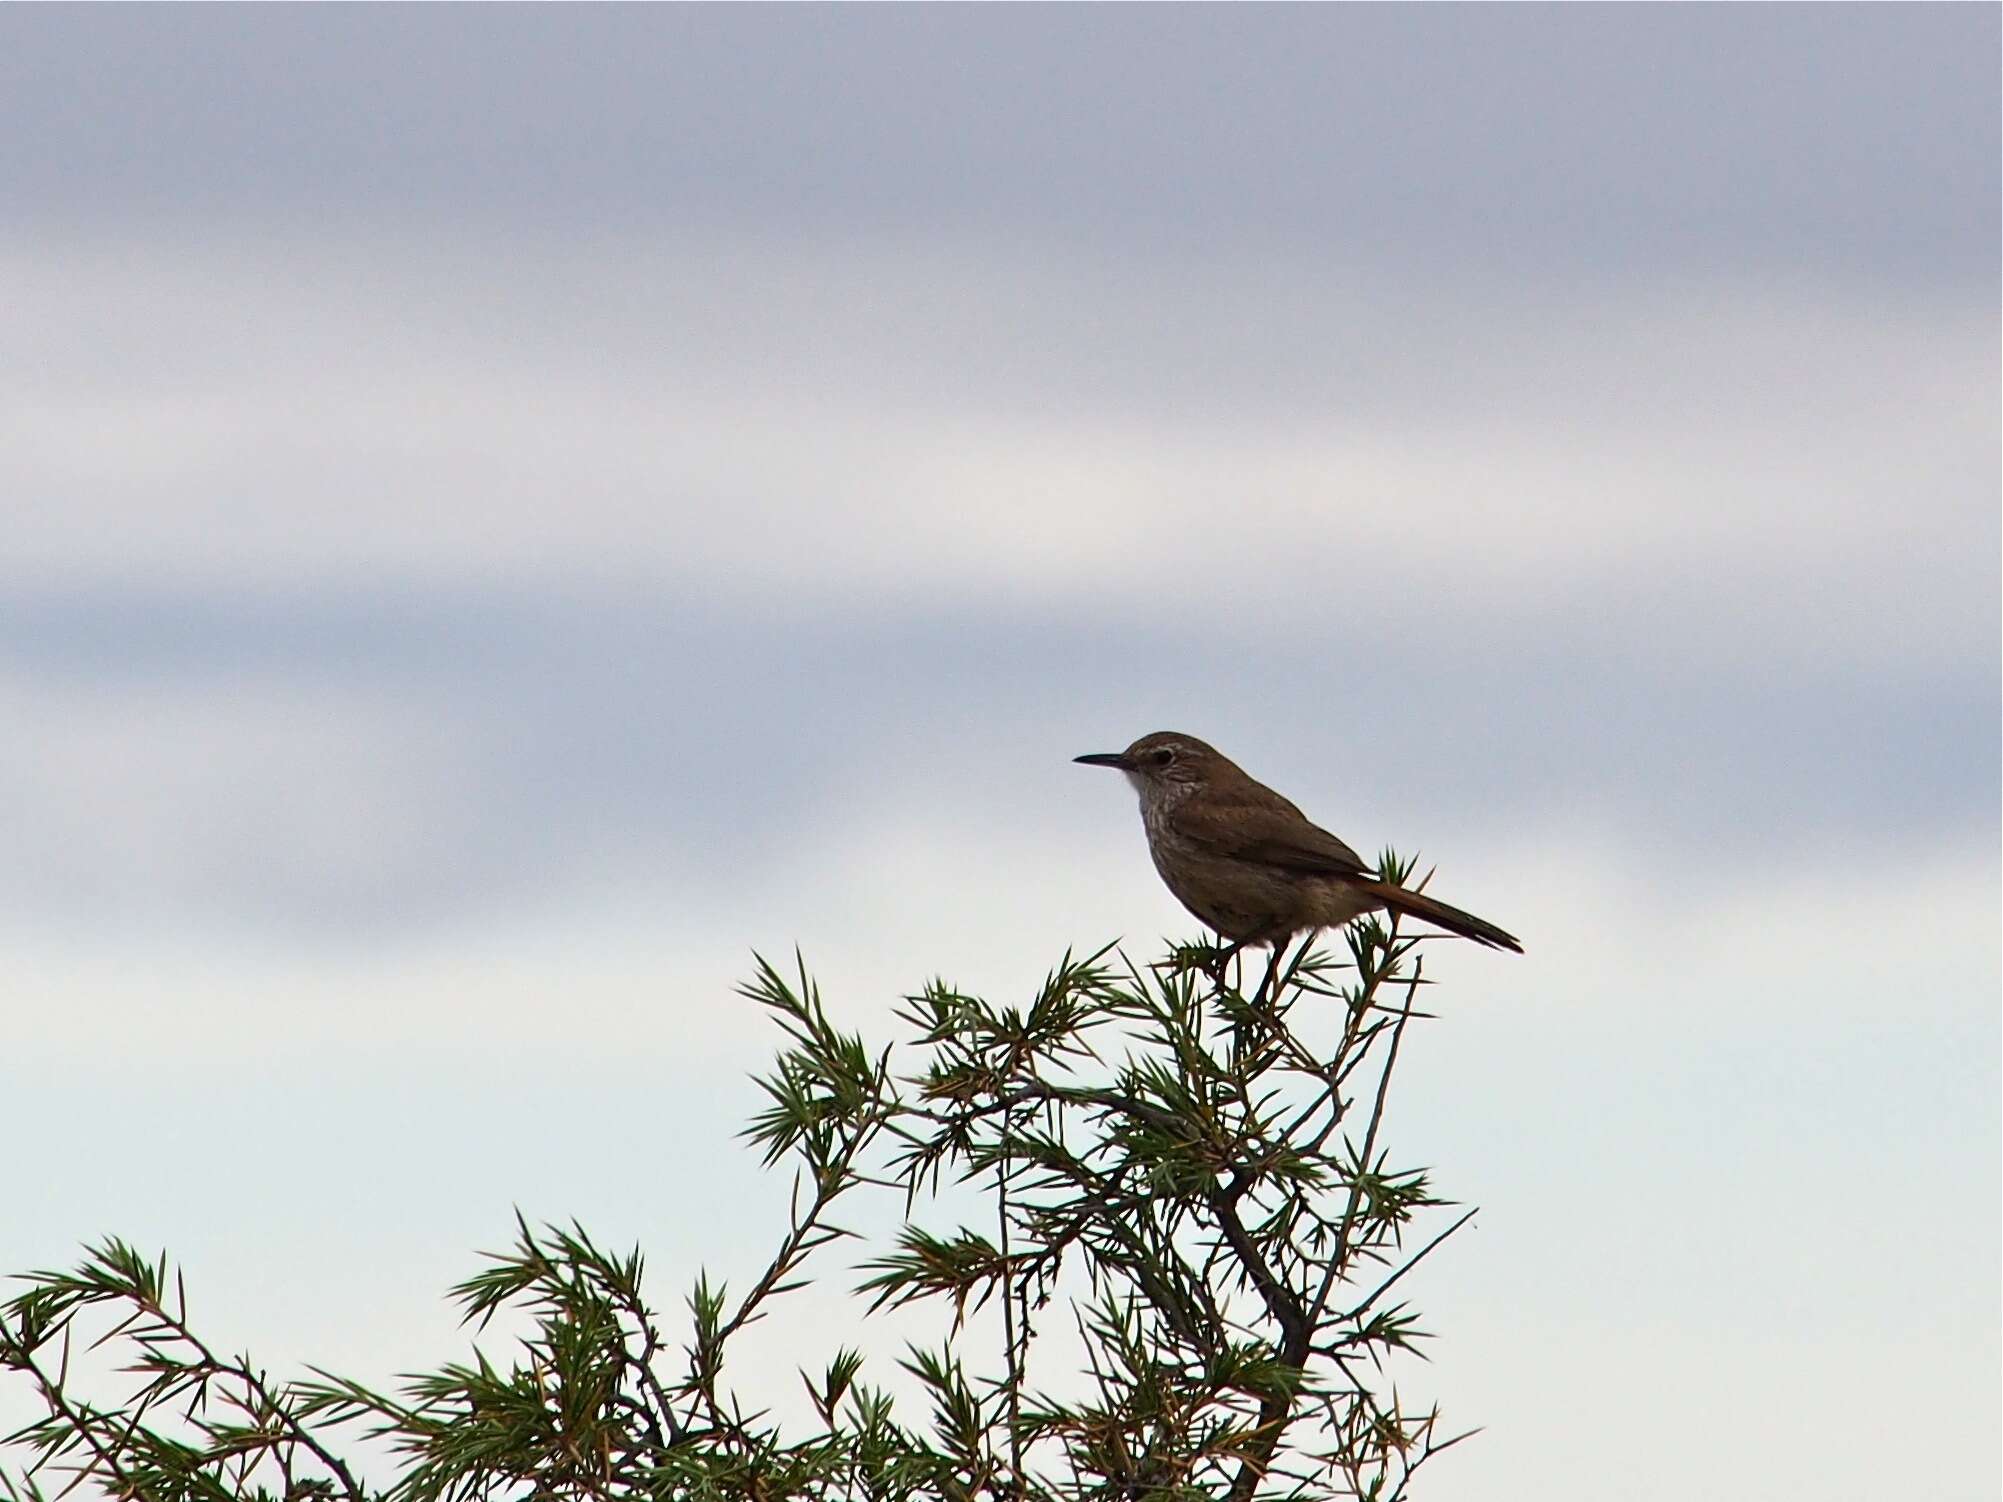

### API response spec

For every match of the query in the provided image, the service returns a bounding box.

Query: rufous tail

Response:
[1361,880,1523,953]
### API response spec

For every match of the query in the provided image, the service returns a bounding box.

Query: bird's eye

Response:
[1149,748,1175,765]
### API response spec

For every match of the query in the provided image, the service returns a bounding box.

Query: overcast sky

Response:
[3,9,1997,1501]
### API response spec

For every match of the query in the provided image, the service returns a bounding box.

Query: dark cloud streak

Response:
[3,7,1995,286]
[5,586,1993,938]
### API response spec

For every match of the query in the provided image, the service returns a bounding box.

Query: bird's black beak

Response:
[1073,752,1132,769]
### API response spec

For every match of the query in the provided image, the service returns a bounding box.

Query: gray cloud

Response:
[4,584,1993,939]
[5,222,1992,943]
[5,239,1993,678]
[2,8,1995,285]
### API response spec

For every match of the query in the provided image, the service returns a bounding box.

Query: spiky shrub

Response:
[3,881,1476,1502]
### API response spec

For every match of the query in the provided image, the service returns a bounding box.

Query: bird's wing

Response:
[1168,797,1371,876]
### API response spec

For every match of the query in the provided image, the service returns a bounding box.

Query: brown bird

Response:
[1075,731,1521,953]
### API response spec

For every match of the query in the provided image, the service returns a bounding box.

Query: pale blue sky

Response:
[3,8,1997,1499]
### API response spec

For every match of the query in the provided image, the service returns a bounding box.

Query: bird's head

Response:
[1074,731,1225,797]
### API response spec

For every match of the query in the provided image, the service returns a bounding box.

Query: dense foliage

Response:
[4,883,1475,1502]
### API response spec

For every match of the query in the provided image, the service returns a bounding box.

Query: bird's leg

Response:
[1249,941,1287,1012]
[1207,936,1245,991]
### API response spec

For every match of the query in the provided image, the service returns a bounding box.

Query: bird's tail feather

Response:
[1360,880,1523,953]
